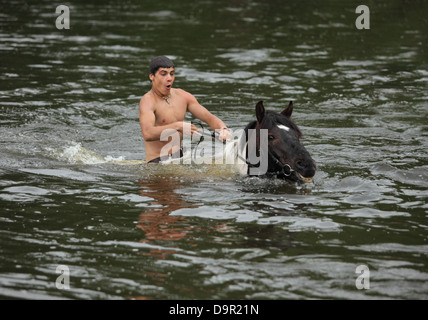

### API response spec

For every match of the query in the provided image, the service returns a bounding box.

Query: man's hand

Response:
[217,127,232,143]
[178,121,202,137]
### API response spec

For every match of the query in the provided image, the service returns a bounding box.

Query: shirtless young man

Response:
[139,56,231,163]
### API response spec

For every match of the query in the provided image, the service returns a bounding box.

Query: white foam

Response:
[45,142,124,165]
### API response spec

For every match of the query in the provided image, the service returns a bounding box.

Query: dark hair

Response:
[149,56,175,75]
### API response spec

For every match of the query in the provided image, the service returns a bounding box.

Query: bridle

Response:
[242,141,294,177]
[266,149,293,177]
[192,121,295,177]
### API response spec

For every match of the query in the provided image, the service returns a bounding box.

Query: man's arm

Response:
[185,91,231,141]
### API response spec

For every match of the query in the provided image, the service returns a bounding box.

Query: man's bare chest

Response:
[154,102,187,125]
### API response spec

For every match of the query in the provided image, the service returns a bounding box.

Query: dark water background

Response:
[1,0,427,299]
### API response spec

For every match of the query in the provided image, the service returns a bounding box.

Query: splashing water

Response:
[45,142,125,165]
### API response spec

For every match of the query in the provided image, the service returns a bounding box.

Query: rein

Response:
[191,121,224,161]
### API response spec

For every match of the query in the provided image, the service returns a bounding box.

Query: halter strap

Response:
[267,150,293,177]
[241,143,294,177]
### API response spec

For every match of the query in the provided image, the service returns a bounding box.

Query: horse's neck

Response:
[220,131,248,176]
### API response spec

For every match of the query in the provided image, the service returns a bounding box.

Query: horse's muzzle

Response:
[294,157,316,183]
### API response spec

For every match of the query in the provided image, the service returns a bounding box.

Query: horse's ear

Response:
[256,101,265,123]
[281,101,293,118]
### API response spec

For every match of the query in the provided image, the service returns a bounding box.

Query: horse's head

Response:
[247,101,316,183]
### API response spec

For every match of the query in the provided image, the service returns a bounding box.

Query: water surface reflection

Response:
[137,175,198,246]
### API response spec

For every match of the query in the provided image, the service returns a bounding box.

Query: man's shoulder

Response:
[173,88,186,96]
[139,91,155,110]
[173,88,196,101]
[140,90,153,102]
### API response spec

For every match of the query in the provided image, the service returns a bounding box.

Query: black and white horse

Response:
[237,101,316,183]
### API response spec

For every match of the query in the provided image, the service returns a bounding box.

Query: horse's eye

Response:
[268,134,275,141]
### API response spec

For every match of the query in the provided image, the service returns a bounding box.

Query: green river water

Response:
[0,0,427,299]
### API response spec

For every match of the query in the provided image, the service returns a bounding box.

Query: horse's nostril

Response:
[296,160,305,168]
[295,158,316,178]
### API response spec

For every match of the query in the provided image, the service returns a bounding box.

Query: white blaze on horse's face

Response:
[277,124,290,132]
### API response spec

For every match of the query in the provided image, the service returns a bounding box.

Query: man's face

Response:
[150,67,175,95]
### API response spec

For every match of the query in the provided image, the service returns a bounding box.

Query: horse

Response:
[240,100,316,183]
[167,100,316,183]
